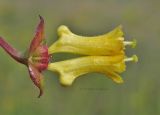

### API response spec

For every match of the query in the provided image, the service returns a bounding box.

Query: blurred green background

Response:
[0,0,160,115]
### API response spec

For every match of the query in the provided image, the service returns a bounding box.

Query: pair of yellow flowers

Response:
[0,17,138,97]
[48,25,138,86]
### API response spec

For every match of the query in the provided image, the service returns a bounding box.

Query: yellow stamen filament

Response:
[124,55,138,63]
[124,39,137,48]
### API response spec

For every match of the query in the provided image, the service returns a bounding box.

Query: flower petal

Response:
[49,25,124,56]
[103,70,124,83]
[28,63,44,98]
[47,55,125,86]
[29,16,45,54]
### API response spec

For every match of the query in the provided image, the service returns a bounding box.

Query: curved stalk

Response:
[0,37,27,65]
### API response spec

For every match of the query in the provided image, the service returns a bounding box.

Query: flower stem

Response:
[0,37,27,65]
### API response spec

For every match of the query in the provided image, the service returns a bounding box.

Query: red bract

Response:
[0,16,50,97]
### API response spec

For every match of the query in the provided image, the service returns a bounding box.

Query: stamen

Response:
[125,55,138,63]
[124,39,137,48]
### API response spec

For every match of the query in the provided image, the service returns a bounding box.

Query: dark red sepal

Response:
[29,16,44,54]
[28,63,44,98]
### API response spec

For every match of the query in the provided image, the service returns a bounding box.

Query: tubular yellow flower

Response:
[48,25,136,56]
[47,54,138,86]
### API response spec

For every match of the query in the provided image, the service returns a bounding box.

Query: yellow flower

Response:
[48,25,136,56]
[48,25,138,86]
[47,54,138,86]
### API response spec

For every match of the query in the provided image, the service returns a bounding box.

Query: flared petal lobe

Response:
[28,63,44,98]
[29,16,45,54]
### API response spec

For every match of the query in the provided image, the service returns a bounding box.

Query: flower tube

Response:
[48,54,138,86]
[49,25,136,56]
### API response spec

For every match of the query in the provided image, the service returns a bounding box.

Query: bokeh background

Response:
[0,0,160,115]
